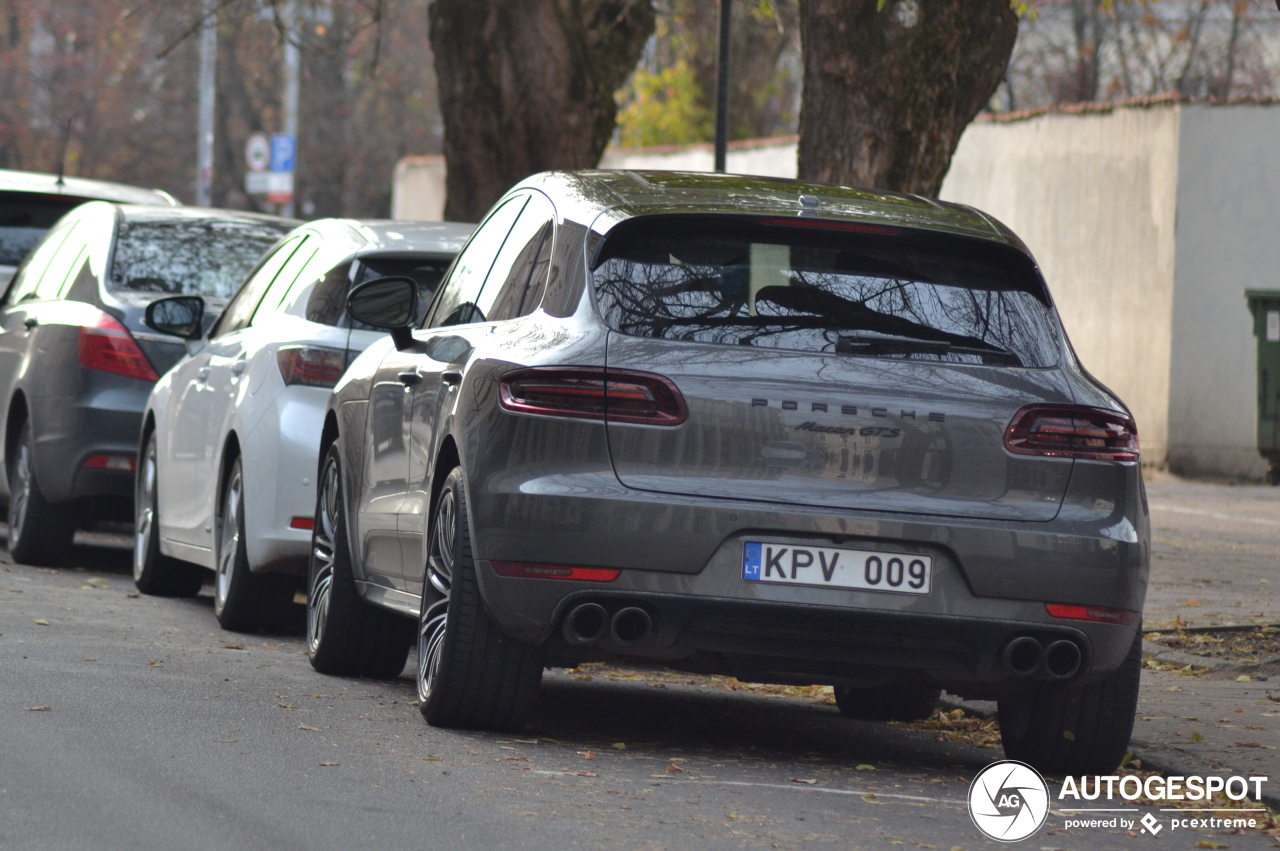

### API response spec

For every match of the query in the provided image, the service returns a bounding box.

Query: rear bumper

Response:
[478,561,1138,696]
[467,461,1147,695]
[32,382,148,506]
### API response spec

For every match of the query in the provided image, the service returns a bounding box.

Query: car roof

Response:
[298,218,475,257]
[0,168,177,206]
[113,204,298,228]
[518,170,1023,250]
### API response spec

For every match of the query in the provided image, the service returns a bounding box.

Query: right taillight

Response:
[277,346,347,388]
[498,367,687,426]
[1005,405,1139,462]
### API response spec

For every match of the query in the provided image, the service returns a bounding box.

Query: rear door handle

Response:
[22,317,37,330]
[398,370,424,387]
[196,366,211,382]
[441,369,462,387]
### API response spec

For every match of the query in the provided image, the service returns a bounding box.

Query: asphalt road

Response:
[1,535,1276,850]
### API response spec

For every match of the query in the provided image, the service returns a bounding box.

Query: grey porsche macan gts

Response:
[306,171,1148,775]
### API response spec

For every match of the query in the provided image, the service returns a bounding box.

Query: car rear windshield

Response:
[0,192,89,266]
[110,219,288,300]
[592,216,1063,368]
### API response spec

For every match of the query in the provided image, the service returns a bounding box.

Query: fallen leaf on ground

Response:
[862,793,882,804]
[1189,732,1205,742]
[1237,675,1252,682]
[33,619,48,625]
[856,764,876,771]
[611,742,626,750]
[790,778,817,785]
[1196,842,1229,849]
[666,764,685,773]
[223,644,245,650]
[25,706,51,711]
[579,751,596,760]
[319,762,339,767]
[299,725,321,731]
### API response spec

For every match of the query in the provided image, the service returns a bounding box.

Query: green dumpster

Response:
[1245,289,1280,485]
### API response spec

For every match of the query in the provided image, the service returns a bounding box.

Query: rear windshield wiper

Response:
[835,335,1022,366]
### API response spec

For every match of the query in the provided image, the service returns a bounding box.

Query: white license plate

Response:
[742,541,932,595]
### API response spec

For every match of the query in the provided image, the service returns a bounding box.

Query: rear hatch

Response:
[594,215,1075,522]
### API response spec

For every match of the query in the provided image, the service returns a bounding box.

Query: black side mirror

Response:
[347,276,419,351]
[144,295,205,340]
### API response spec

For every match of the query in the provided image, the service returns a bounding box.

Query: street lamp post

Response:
[714,0,732,173]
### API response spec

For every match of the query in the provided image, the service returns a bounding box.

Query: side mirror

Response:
[144,295,205,340]
[347,276,419,351]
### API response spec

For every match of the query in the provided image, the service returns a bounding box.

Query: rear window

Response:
[592,216,1062,368]
[110,219,290,300]
[0,192,88,266]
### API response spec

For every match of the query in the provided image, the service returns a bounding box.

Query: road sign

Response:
[245,133,271,172]
[245,171,294,196]
[271,134,296,173]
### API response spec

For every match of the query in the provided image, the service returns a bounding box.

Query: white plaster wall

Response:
[599,140,798,178]
[1166,105,1277,480]
[391,155,446,221]
[941,108,1182,468]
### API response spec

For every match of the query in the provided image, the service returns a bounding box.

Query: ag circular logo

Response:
[968,760,1050,842]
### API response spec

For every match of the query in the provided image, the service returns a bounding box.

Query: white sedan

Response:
[134,219,473,632]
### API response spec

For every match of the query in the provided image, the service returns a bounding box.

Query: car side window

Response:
[34,235,89,301]
[253,236,320,321]
[210,235,304,337]
[476,193,555,322]
[427,196,527,328]
[288,259,356,326]
[4,219,79,305]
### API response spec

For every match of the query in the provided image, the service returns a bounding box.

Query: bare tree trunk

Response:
[429,0,655,222]
[796,0,1017,197]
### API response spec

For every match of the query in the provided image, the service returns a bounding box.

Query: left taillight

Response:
[277,346,347,388]
[78,314,159,382]
[497,367,687,426]
[1005,405,1139,462]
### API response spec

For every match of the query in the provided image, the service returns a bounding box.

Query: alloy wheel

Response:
[9,441,30,549]
[214,469,243,614]
[417,487,455,703]
[307,456,340,655]
[134,440,157,583]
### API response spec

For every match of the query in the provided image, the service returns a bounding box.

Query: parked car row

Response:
[2,169,1150,778]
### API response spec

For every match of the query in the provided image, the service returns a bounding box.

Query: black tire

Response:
[6,420,76,566]
[213,456,296,633]
[306,444,412,678]
[417,467,543,731]
[834,684,942,721]
[998,628,1142,775]
[133,430,204,597]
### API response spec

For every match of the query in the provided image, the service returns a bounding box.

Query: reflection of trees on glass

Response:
[110,220,289,300]
[594,232,1062,368]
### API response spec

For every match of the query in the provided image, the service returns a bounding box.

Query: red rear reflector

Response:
[490,561,621,582]
[290,516,314,530]
[82,454,137,472]
[757,216,900,236]
[277,346,346,388]
[1045,604,1139,625]
[1005,405,1139,461]
[498,367,686,426]
[78,314,159,382]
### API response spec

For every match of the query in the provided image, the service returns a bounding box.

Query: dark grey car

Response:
[0,202,294,565]
[306,171,1148,776]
